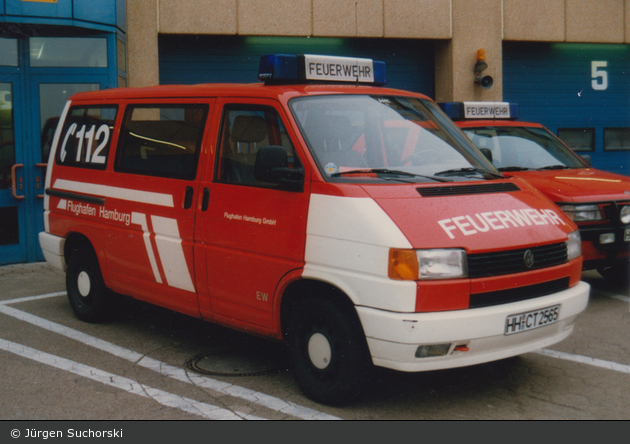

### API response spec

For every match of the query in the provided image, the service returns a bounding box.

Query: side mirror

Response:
[580,154,591,166]
[254,145,304,191]
[479,148,493,163]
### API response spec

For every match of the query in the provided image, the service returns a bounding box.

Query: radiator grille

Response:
[468,242,568,278]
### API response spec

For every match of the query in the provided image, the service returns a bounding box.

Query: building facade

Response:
[2,0,629,264]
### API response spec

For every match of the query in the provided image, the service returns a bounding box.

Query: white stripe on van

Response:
[131,212,163,284]
[52,179,174,207]
[151,215,196,292]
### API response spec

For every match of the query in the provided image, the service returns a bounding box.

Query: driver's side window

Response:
[216,104,299,187]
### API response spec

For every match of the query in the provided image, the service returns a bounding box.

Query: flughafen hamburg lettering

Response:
[224,211,277,226]
[65,201,131,226]
[64,201,278,227]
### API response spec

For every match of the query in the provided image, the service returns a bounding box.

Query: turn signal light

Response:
[388,249,418,281]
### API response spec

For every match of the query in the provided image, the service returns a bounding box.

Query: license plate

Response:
[624,228,630,242]
[504,305,560,335]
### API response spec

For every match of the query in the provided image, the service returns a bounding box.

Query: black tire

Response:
[598,260,630,284]
[285,297,372,405]
[66,245,111,323]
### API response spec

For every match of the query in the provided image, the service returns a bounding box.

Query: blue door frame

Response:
[0,72,27,263]
[0,35,115,265]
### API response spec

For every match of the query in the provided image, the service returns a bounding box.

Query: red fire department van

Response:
[39,55,590,405]
[440,102,630,283]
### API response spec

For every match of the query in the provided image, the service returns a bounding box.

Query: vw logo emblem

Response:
[523,250,535,269]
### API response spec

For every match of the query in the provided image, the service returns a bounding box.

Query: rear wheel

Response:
[285,297,371,405]
[66,246,111,323]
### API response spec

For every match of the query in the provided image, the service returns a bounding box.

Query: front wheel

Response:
[66,246,111,323]
[597,260,630,284]
[285,297,372,405]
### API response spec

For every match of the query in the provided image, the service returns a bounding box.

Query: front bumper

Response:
[39,232,66,271]
[357,281,590,372]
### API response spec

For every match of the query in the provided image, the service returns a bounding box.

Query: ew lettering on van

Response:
[438,209,566,240]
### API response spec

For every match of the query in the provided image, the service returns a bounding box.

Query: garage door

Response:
[159,35,435,97]
[503,42,630,176]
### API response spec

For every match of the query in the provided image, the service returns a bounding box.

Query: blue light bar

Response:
[258,54,387,86]
[438,102,519,120]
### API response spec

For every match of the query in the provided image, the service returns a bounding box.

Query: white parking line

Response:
[534,348,630,374]
[0,338,262,420]
[0,291,67,305]
[0,294,340,420]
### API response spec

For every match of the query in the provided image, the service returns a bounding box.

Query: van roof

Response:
[69,83,430,102]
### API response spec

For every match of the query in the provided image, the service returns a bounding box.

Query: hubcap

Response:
[307,332,332,370]
[77,271,91,297]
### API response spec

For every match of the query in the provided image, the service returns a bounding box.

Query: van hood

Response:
[363,180,575,253]
[505,168,630,203]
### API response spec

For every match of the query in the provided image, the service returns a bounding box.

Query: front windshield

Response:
[289,95,498,183]
[462,126,587,171]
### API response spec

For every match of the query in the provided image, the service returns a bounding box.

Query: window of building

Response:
[0,38,18,66]
[29,37,107,68]
[116,105,208,180]
[117,38,127,87]
[604,128,630,151]
[557,128,595,152]
[56,106,117,170]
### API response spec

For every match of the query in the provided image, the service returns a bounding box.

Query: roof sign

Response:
[258,54,387,86]
[439,102,519,120]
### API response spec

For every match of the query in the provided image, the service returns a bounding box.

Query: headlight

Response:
[567,230,582,261]
[388,248,467,280]
[620,206,630,224]
[417,249,467,280]
[559,204,602,222]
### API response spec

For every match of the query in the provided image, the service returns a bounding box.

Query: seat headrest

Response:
[231,115,268,143]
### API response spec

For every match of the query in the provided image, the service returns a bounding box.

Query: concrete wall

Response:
[127,0,630,100]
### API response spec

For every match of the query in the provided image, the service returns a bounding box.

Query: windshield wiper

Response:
[536,165,572,170]
[434,167,503,179]
[331,168,453,182]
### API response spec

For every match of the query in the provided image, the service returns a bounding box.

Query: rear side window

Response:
[56,106,117,170]
[116,105,208,180]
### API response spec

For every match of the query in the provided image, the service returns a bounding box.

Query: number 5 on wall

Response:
[591,61,608,91]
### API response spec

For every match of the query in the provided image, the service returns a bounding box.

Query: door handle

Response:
[11,164,25,200]
[35,163,47,198]
[184,186,194,209]
[201,187,210,211]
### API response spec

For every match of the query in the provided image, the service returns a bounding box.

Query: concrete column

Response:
[435,0,503,102]
[126,0,160,88]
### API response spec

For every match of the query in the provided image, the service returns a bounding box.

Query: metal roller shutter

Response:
[158,35,435,97]
[503,42,630,176]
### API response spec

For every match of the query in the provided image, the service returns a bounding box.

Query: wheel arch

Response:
[279,278,363,339]
[64,232,97,263]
